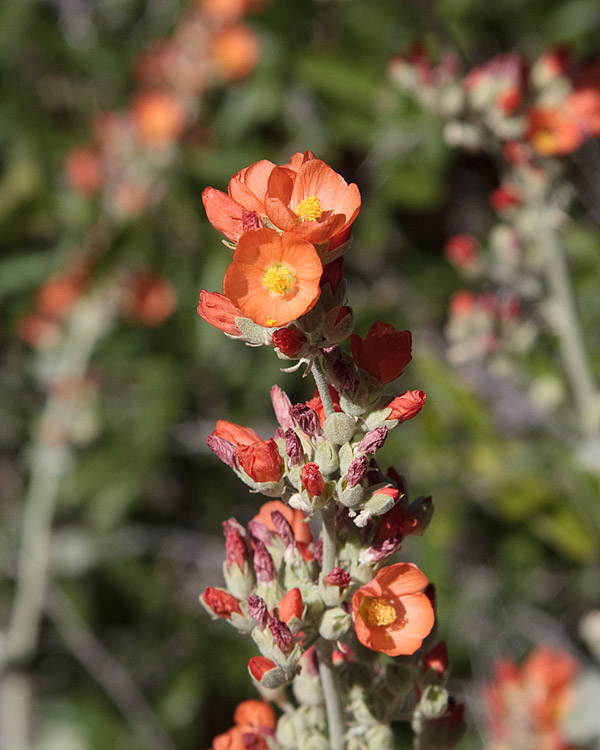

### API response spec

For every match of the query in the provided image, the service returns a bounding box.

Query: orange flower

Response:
[131,90,187,147]
[352,562,434,656]
[210,419,282,483]
[211,699,276,750]
[197,290,244,337]
[121,272,177,326]
[484,646,579,750]
[252,500,314,560]
[36,271,87,319]
[223,228,322,327]
[212,25,261,81]
[265,155,361,250]
[350,322,412,384]
[526,107,582,156]
[385,390,426,422]
[65,147,101,195]
[202,159,276,242]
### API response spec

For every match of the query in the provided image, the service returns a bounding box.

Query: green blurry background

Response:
[2,0,600,747]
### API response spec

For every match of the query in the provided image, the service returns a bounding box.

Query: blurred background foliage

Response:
[1,0,600,747]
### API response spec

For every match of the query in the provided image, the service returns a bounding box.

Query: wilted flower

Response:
[350,322,412,384]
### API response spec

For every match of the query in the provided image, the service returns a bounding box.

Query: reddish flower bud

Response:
[444,234,478,268]
[270,510,295,547]
[324,566,351,588]
[360,533,403,564]
[278,588,303,623]
[423,641,449,677]
[270,385,295,431]
[223,519,248,571]
[253,541,276,583]
[350,322,412,384]
[284,428,303,466]
[272,327,307,357]
[386,390,426,422]
[247,594,269,629]
[291,404,322,438]
[347,455,370,488]
[490,186,521,211]
[302,462,325,497]
[197,290,244,337]
[201,587,242,619]
[248,656,277,682]
[320,256,344,291]
[237,439,282,483]
[356,427,388,455]
[269,617,293,653]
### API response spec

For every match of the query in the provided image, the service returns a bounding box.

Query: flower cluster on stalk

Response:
[198,153,465,749]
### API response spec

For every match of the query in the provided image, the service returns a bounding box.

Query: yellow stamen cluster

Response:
[533,131,557,155]
[262,263,295,296]
[295,195,323,222]
[365,597,397,627]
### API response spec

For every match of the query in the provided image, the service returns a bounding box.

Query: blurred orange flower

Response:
[526,107,582,156]
[223,228,322,327]
[121,272,177,326]
[484,646,580,750]
[211,699,276,750]
[65,147,101,195]
[352,562,434,656]
[212,24,261,81]
[132,90,187,147]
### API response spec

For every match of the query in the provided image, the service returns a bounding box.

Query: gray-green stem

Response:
[536,205,600,441]
[316,638,346,750]
[311,356,334,418]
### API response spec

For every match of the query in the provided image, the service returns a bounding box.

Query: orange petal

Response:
[229,159,275,212]
[378,562,430,597]
[233,700,277,732]
[213,419,262,446]
[202,187,244,241]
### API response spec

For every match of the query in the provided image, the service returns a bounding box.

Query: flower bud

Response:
[338,478,367,509]
[409,495,434,536]
[302,462,325,497]
[356,426,388,455]
[346,455,369,488]
[385,389,426,422]
[313,440,339,476]
[365,724,394,750]
[353,486,399,527]
[323,412,356,445]
[420,641,449,686]
[200,587,241,620]
[291,404,322,438]
[418,685,449,719]
[319,607,351,640]
[272,327,307,357]
[254,541,276,584]
[269,617,294,654]
[271,385,295,430]
[323,304,354,344]
[299,735,330,750]
[284,428,304,466]
[278,588,304,624]
[248,656,292,688]
[324,566,351,588]
[247,594,269,629]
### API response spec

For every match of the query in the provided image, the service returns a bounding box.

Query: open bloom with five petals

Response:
[352,562,434,656]
[223,227,323,327]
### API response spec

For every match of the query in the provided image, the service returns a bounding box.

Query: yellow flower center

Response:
[295,195,323,222]
[533,130,556,155]
[262,263,296,296]
[365,597,397,627]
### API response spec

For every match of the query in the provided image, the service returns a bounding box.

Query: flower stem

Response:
[316,638,346,750]
[320,500,337,577]
[536,206,600,440]
[311,356,334,418]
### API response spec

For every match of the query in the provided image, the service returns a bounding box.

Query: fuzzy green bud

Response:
[323,412,356,445]
[276,714,297,748]
[319,607,351,640]
[299,735,330,750]
[235,317,270,345]
[313,440,339,476]
[365,724,394,750]
[419,685,449,719]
